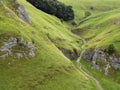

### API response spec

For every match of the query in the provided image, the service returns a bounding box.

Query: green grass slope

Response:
[76,9,120,54]
[80,60,120,90]
[60,0,120,54]
[19,0,83,51]
[0,0,99,90]
[59,0,120,22]
[58,0,120,89]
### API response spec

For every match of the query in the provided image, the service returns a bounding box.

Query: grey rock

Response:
[91,58,101,71]
[104,63,110,76]
[109,56,120,70]
[92,49,106,62]
[26,42,35,57]
[59,48,79,60]
[16,53,23,59]
[0,37,17,59]
[82,50,94,61]
[8,62,11,65]
[0,37,36,60]
[26,42,34,48]
[16,5,31,24]
[29,49,35,57]
[92,64,101,71]
[83,49,120,71]
[6,12,12,17]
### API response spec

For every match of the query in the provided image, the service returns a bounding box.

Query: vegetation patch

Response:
[27,0,74,21]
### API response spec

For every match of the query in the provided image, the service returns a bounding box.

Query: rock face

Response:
[104,63,110,76]
[59,48,80,60]
[82,49,120,75]
[109,56,120,70]
[0,37,35,59]
[16,5,31,24]
[16,53,23,59]
[0,37,17,59]
[82,50,94,61]
[26,42,35,57]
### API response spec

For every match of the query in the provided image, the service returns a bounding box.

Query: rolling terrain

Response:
[59,0,120,90]
[0,0,120,90]
[0,0,99,90]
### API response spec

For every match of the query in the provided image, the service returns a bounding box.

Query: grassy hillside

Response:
[58,0,120,90]
[0,0,99,90]
[59,0,120,54]
[59,0,120,22]
[80,60,120,90]
[75,9,120,54]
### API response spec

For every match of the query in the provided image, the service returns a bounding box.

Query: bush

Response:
[27,0,74,21]
[90,6,94,10]
[106,44,115,55]
[85,11,91,17]
[71,21,77,26]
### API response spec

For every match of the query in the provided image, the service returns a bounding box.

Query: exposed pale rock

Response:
[104,63,110,76]
[83,49,120,71]
[109,56,120,70]
[0,37,17,59]
[0,37,35,60]
[26,42,35,57]
[29,49,35,57]
[16,53,23,59]
[16,5,31,24]
[6,12,12,17]
[82,50,94,61]
[92,49,106,62]
[26,42,34,48]
[8,62,11,65]
[91,59,101,71]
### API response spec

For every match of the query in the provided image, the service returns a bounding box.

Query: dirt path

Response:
[76,39,104,90]
[76,39,86,63]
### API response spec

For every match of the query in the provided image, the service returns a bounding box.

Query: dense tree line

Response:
[27,0,74,21]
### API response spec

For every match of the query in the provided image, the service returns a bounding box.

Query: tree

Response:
[27,0,74,21]
[107,44,115,55]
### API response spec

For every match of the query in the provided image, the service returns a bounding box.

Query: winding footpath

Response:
[76,39,104,90]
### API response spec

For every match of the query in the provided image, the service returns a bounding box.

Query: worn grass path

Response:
[76,39,104,90]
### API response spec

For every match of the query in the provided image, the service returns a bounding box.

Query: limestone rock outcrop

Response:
[59,48,80,60]
[82,49,120,75]
[0,37,35,59]
[16,5,31,24]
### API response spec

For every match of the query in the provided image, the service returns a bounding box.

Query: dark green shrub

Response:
[18,42,25,47]
[90,6,94,10]
[71,21,77,26]
[27,0,74,21]
[107,44,115,55]
[32,39,35,44]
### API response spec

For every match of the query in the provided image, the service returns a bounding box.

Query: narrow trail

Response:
[76,39,104,90]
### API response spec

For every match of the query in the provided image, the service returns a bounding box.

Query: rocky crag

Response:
[0,37,35,59]
[83,49,120,75]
